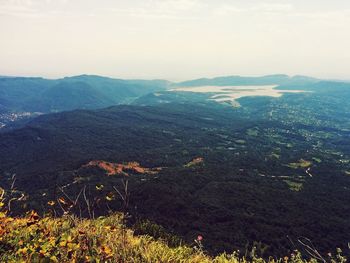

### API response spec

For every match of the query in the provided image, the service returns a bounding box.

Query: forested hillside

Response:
[1,91,349,257]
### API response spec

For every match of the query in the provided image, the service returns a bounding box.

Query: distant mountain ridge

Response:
[0,75,171,113]
[175,74,319,87]
[1,73,347,116]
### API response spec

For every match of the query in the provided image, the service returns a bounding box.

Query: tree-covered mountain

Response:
[0,75,170,113]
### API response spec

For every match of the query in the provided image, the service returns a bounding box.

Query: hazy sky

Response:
[1,0,350,80]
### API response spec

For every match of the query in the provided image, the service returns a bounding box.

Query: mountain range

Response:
[0,75,170,113]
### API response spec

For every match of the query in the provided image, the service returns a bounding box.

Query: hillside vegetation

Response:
[1,185,348,262]
[1,212,345,262]
[0,103,350,257]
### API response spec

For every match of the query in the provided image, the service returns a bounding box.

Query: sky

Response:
[0,0,350,81]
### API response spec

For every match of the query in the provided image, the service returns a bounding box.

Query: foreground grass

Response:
[1,211,341,263]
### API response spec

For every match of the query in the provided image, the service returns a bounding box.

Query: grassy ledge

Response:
[1,211,347,263]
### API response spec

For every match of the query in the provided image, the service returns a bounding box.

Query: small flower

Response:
[47,200,55,206]
[197,235,203,241]
[58,197,68,205]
